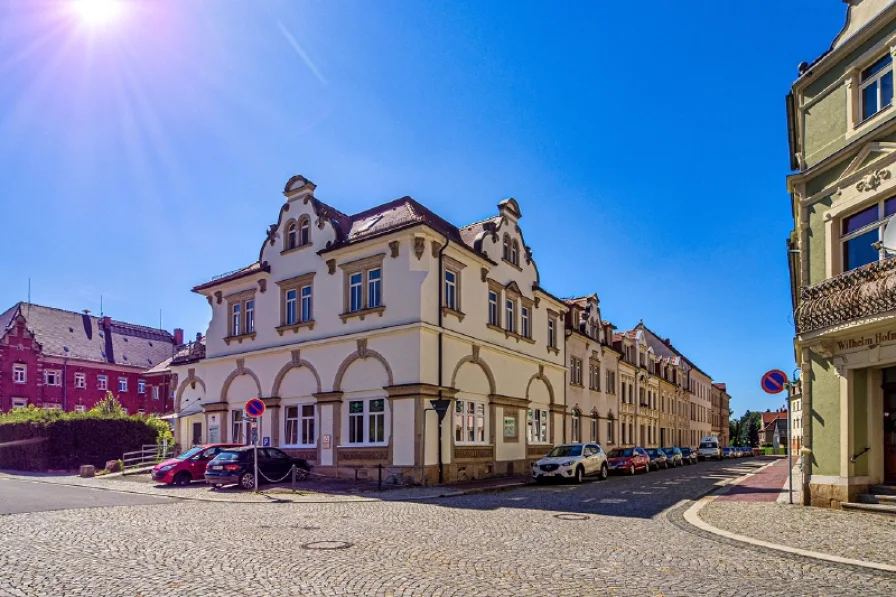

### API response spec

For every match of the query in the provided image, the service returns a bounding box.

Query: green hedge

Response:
[0,406,169,471]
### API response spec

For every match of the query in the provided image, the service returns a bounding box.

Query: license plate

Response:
[210,465,222,471]
[543,472,555,477]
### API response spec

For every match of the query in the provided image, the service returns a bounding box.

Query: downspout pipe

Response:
[436,236,450,484]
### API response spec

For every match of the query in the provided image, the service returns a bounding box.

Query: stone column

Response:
[314,391,343,467]
[262,397,282,446]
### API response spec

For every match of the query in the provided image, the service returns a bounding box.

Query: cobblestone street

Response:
[1,459,893,597]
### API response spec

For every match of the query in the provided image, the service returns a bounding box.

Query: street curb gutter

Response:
[683,462,896,574]
[433,480,530,498]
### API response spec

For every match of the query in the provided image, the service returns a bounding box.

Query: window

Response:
[152,386,160,401]
[548,318,556,348]
[445,270,457,311]
[349,273,363,312]
[528,408,549,443]
[44,370,61,387]
[571,411,580,443]
[137,380,146,394]
[286,289,298,325]
[347,398,387,445]
[231,410,245,444]
[12,397,27,409]
[521,306,530,338]
[97,375,107,390]
[569,357,582,385]
[502,234,511,261]
[510,240,519,266]
[12,364,26,384]
[286,222,298,250]
[861,54,894,121]
[606,370,616,394]
[301,286,313,322]
[74,372,85,389]
[505,299,516,333]
[246,300,254,333]
[74,404,86,413]
[591,364,601,391]
[841,197,896,271]
[591,415,599,442]
[299,217,311,246]
[285,404,316,446]
[607,419,615,444]
[488,291,499,326]
[454,399,486,443]
[367,268,382,308]
[231,303,241,336]
[119,377,128,392]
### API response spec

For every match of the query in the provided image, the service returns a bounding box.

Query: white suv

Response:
[532,443,609,484]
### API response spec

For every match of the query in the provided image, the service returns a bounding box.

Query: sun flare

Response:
[73,0,124,26]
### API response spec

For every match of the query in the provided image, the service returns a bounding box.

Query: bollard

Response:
[378,464,383,491]
[291,465,296,491]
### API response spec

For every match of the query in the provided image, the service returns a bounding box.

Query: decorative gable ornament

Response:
[856,168,891,192]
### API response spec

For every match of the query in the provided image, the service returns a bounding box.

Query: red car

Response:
[606,446,651,475]
[152,444,242,485]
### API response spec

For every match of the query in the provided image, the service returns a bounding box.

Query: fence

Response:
[122,440,173,470]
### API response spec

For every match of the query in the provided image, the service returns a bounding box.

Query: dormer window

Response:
[299,216,311,246]
[502,234,511,261]
[510,240,519,266]
[861,54,893,121]
[286,222,298,250]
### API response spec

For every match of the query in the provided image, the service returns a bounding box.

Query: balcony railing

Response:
[796,258,896,334]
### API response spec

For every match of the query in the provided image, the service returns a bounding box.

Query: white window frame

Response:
[118,377,128,392]
[300,285,313,322]
[346,397,388,446]
[349,272,363,312]
[44,370,61,387]
[231,303,241,336]
[521,306,530,338]
[246,299,254,333]
[444,270,457,311]
[74,404,86,413]
[231,410,247,444]
[286,289,298,325]
[840,197,896,273]
[591,415,599,442]
[527,408,549,444]
[13,364,26,384]
[454,399,487,445]
[860,53,894,121]
[505,298,516,333]
[367,268,382,308]
[284,403,316,447]
[286,221,298,250]
[74,372,86,389]
[299,217,311,246]
[11,397,27,409]
[510,240,519,266]
[152,386,160,401]
[488,291,499,326]
[97,375,107,391]
[548,318,556,348]
[571,412,580,443]
[137,380,146,394]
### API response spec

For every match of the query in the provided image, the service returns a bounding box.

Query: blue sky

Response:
[0,1,847,416]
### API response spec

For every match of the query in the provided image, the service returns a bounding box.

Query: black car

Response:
[660,446,683,467]
[205,446,311,490]
[645,448,669,470]
[679,447,698,465]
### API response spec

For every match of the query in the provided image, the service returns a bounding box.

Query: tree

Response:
[90,392,125,417]
[747,412,761,447]
[729,419,738,445]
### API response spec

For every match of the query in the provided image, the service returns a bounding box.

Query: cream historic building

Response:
[170,176,568,484]
[169,175,734,484]
[787,0,896,506]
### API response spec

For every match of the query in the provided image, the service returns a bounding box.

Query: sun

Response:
[73,0,124,26]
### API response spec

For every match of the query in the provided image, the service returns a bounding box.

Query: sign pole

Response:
[254,414,260,492]
[787,381,793,505]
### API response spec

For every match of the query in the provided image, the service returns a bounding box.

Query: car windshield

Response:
[547,445,582,458]
[647,449,661,457]
[176,447,203,460]
[680,448,691,455]
[699,442,717,449]
[608,448,633,457]
[212,451,243,462]
[661,448,675,455]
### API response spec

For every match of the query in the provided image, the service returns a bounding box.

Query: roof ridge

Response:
[460,214,499,229]
[18,302,172,337]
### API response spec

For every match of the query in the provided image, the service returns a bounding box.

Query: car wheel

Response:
[534,476,545,485]
[239,472,255,490]
[599,464,609,480]
[174,472,191,486]
[573,466,584,484]
[663,462,669,469]
[629,464,636,476]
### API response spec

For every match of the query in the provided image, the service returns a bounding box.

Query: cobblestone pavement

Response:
[700,500,896,567]
[1,458,893,597]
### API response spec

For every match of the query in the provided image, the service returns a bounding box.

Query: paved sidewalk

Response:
[686,457,896,572]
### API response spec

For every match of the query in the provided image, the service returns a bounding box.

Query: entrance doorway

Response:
[882,367,896,484]
[192,422,202,447]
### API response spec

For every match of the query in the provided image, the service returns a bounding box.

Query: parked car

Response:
[679,447,698,465]
[532,443,608,484]
[607,447,651,475]
[205,446,311,490]
[646,448,670,470]
[722,447,734,459]
[152,443,242,485]
[661,446,683,467]
[698,437,723,461]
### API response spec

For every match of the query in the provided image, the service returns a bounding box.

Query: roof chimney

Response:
[102,316,111,329]
[173,328,184,345]
[195,332,202,342]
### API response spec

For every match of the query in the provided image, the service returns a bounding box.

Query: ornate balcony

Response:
[796,258,896,334]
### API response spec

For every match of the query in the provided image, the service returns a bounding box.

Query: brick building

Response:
[0,303,179,414]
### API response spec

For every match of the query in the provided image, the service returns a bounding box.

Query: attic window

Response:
[357,214,383,233]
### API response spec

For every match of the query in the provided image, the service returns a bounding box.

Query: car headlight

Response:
[560,460,574,467]
[157,465,176,472]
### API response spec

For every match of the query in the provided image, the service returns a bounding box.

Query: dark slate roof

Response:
[193,262,270,292]
[2,303,176,370]
[330,196,464,249]
[459,216,500,248]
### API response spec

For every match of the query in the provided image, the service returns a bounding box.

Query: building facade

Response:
[787,0,896,506]
[171,176,568,484]
[0,303,178,414]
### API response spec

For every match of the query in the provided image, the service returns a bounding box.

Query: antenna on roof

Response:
[100,294,103,318]
[27,278,31,315]
[159,309,162,330]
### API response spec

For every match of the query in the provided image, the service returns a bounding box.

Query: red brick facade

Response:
[0,304,178,414]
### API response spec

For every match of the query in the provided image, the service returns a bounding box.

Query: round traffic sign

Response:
[761,370,788,395]
[245,398,265,418]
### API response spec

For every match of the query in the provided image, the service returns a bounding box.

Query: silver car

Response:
[532,443,609,484]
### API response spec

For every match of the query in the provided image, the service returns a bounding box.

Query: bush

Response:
[0,404,169,471]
